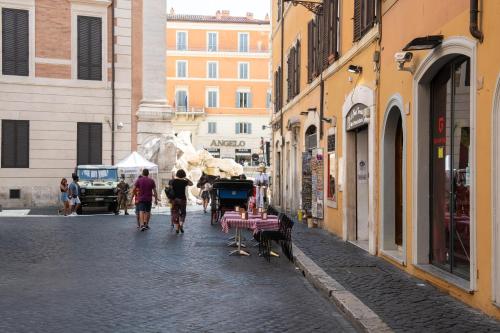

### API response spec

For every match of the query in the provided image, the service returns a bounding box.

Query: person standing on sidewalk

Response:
[132,169,158,231]
[170,169,193,234]
[116,175,130,215]
[59,178,70,216]
[68,174,81,216]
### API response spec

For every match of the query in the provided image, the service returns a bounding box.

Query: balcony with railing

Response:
[173,106,206,120]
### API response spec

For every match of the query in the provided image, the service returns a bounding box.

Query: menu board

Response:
[311,148,324,219]
[302,152,312,215]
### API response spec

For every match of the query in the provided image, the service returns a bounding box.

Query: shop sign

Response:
[210,140,246,147]
[346,104,369,131]
[235,149,251,154]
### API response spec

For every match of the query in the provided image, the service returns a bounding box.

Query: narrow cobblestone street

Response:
[0,212,355,333]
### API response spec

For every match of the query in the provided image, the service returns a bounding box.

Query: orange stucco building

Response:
[271,0,500,318]
[166,10,272,163]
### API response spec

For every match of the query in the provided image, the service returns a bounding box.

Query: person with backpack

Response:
[167,169,193,234]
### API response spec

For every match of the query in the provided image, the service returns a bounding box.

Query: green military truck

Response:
[75,165,120,214]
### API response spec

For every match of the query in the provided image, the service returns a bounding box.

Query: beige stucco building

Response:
[0,0,169,208]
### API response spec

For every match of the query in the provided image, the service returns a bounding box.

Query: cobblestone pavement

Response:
[0,213,356,333]
[293,222,500,332]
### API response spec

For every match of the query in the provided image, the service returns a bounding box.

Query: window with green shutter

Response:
[1,120,29,168]
[77,123,102,165]
[2,8,29,76]
[77,16,102,81]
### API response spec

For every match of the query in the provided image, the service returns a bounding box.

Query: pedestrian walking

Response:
[116,174,130,215]
[170,169,193,234]
[68,174,81,216]
[131,175,142,228]
[59,178,70,216]
[197,172,212,213]
[254,163,269,209]
[132,169,158,231]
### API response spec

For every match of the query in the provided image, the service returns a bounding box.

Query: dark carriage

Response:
[210,179,254,225]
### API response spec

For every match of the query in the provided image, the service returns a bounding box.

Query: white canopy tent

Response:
[115,151,162,208]
[115,151,158,175]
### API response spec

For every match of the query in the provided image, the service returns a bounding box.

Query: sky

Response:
[166,0,271,20]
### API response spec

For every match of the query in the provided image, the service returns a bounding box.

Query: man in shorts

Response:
[132,169,158,231]
[68,174,81,216]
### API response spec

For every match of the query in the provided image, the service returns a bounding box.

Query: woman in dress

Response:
[170,169,193,234]
[59,178,70,216]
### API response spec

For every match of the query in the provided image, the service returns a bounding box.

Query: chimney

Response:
[265,13,269,21]
[216,10,221,19]
[221,10,230,17]
[170,7,175,15]
[246,12,254,19]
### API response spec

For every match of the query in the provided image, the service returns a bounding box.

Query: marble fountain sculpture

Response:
[138,131,244,205]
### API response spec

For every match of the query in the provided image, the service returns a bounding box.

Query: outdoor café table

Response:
[220,212,279,256]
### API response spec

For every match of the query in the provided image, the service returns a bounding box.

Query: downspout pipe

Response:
[280,2,285,144]
[111,0,116,164]
[470,0,484,42]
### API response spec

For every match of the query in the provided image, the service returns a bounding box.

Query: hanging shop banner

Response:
[302,152,313,215]
[346,104,370,131]
[311,148,324,219]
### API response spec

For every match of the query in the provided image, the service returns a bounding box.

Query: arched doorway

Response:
[345,104,370,248]
[302,125,317,216]
[413,38,476,287]
[381,101,406,263]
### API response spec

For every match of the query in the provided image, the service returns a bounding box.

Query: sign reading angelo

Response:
[210,140,246,147]
[346,104,370,131]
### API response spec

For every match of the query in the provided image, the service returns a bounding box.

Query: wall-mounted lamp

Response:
[347,65,362,74]
[262,125,272,130]
[321,117,332,124]
[300,111,309,116]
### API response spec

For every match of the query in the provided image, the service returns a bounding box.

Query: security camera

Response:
[395,51,414,73]
[117,122,124,130]
[395,51,413,63]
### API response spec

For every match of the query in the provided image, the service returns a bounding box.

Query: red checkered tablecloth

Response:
[220,211,280,234]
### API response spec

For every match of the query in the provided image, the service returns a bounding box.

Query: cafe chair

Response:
[259,213,294,262]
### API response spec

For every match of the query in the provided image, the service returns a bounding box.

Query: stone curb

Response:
[293,244,393,333]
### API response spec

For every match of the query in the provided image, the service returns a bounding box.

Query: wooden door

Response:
[395,116,403,246]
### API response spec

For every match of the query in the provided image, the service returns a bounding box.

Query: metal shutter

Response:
[295,40,301,96]
[307,20,314,83]
[77,16,102,81]
[89,123,102,164]
[353,0,362,42]
[16,121,29,167]
[2,8,29,76]
[77,123,90,165]
[1,120,29,168]
[1,120,16,167]
[77,123,102,165]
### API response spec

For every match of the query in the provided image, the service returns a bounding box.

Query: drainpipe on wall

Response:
[319,74,324,139]
[280,1,285,206]
[470,0,484,42]
[111,0,116,164]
